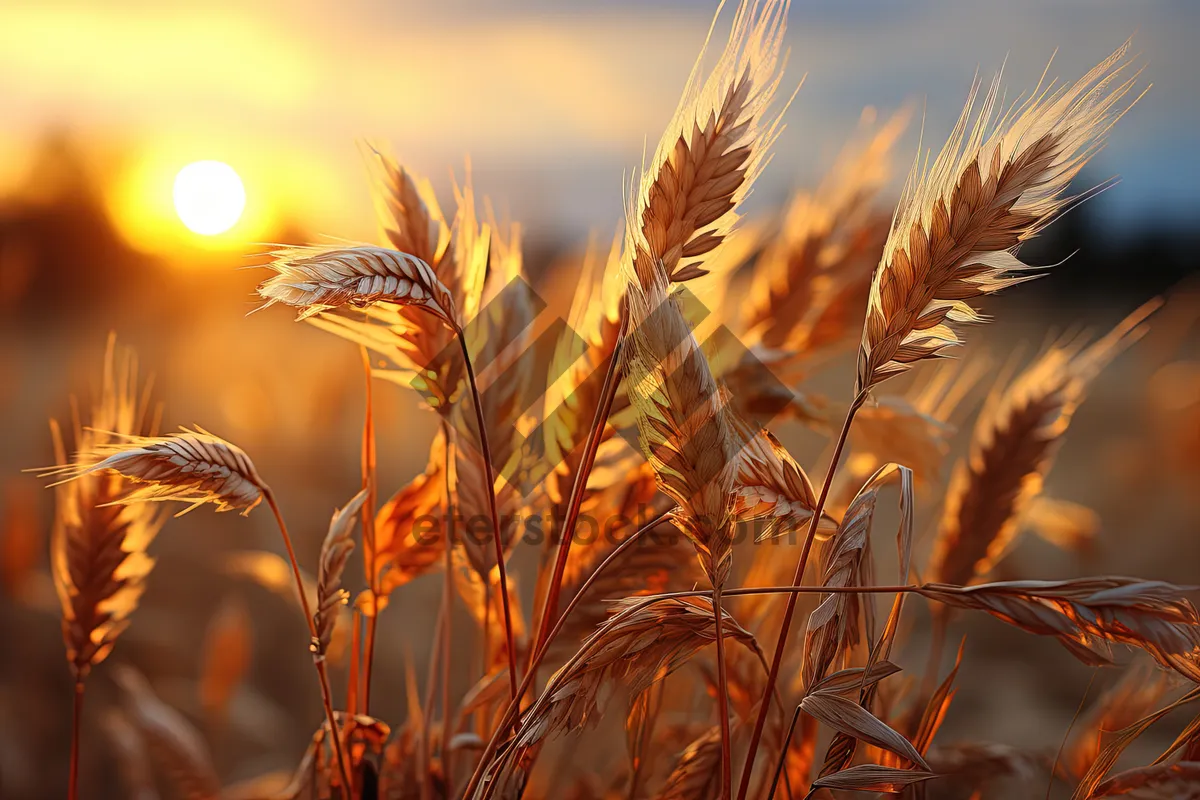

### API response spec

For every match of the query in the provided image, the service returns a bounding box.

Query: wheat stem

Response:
[456,329,519,701]
[69,679,84,800]
[263,489,354,797]
[736,395,866,800]
[421,589,445,800]
[464,510,669,798]
[440,419,456,798]
[713,582,733,799]
[768,706,803,800]
[530,318,626,661]
[359,346,380,716]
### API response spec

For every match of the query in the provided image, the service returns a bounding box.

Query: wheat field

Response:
[7,1,1200,799]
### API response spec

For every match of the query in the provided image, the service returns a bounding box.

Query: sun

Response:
[172,160,246,236]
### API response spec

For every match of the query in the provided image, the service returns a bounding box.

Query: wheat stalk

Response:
[856,43,1143,394]
[44,425,354,792]
[739,46,1145,795]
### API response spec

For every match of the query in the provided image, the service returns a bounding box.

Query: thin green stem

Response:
[456,330,519,702]
[263,489,354,798]
[736,396,865,800]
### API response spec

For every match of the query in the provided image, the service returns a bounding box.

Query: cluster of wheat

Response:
[40,2,1200,799]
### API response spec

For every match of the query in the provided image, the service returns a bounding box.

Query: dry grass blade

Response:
[810,763,937,793]
[1092,762,1200,798]
[817,588,910,780]
[199,594,252,723]
[1072,686,1200,800]
[800,692,930,770]
[315,489,368,656]
[257,244,460,326]
[930,300,1159,585]
[801,463,908,689]
[626,0,790,288]
[856,43,1143,393]
[809,661,902,696]
[807,463,915,694]
[918,579,1200,680]
[45,426,266,516]
[114,665,221,800]
[654,726,723,800]
[47,336,164,682]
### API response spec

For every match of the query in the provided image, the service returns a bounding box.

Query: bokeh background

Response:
[1,1,1198,797]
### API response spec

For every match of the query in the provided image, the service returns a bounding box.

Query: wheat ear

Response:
[44,336,163,800]
[257,238,520,701]
[626,0,790,288]
[44,427,354,793]
[257,243,460,326]
[930,299,1160,587]
[738,46,1145,796]
[857,43,1143,394]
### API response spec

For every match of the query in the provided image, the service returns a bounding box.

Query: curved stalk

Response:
[455,329,520,702]
[263,488,354,797]
[736,395,866,800]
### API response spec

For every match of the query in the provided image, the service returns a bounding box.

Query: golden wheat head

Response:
[930,300,1159,586]
[857,43,1143,394]
[625,0,791,289]
[44,426,266,516]
[624,270,738,587]
[49,335,165,682]
[257,243,460,326]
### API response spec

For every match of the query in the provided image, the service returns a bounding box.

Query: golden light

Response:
[173,160,246,235]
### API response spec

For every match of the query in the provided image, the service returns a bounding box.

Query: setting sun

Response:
[172,160,245,235]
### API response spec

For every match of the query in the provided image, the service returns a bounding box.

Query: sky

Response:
[1,0,1196,255]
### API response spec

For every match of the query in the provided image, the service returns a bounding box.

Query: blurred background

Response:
[1,1,1197,797]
